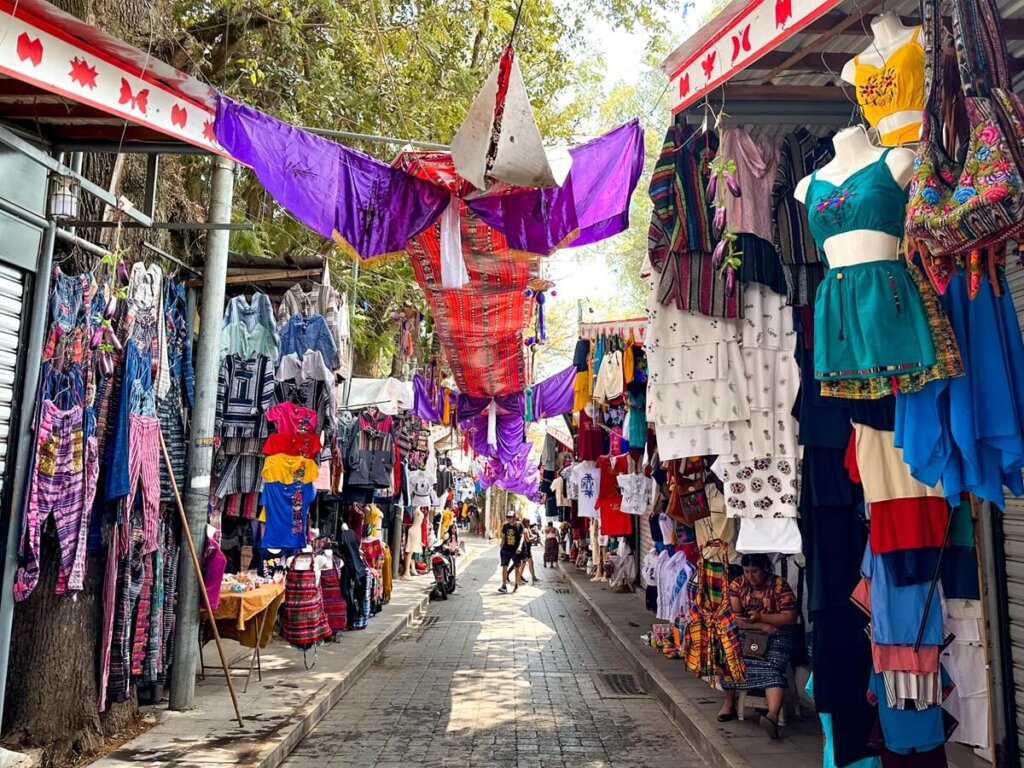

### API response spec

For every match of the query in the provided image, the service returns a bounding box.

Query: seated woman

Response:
[717,553,799,739]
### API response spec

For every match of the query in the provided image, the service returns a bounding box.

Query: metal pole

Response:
[978,501,1019,765]
[390,514,402,580]
[0,220,55,732]
[343,256,359,407]
[169,155,235,711]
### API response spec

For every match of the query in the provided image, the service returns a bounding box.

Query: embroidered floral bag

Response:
[904,0,1024,292]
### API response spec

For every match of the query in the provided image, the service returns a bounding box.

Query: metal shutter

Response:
[0,264,24,501]
[1005,259,1024,739]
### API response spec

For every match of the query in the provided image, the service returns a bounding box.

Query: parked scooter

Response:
[429,533,458,600]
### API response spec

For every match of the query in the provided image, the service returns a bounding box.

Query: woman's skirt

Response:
[544,537,560,564]
[320,565,348,633]
[281,568,333,649]
[721,626,797,691]
[814,261,936,381]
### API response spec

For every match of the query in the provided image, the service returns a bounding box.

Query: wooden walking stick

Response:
[159,432,245,728]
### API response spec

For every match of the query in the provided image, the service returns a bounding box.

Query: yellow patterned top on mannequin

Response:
[365,504,383,540]
[854,27,925,146]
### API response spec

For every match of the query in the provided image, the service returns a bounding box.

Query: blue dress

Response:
[895,267,1024,508]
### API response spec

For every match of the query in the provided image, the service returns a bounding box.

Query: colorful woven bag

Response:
[904,0,1024,292]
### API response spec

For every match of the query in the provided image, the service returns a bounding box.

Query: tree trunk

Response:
[3,0,186,762]
[3,529,136,766]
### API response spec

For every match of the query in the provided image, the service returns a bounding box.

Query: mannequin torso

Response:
[841,13,923,143]
[795,126,914,265]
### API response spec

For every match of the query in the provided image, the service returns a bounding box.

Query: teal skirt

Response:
[814,261,936,381]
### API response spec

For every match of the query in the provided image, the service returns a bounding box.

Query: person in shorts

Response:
[498,511,523,593]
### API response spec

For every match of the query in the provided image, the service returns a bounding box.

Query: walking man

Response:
[498,511,523,593]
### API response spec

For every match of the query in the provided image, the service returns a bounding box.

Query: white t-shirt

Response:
[572,461,600,518]
[616,472,651,515]
[735,517,802,555]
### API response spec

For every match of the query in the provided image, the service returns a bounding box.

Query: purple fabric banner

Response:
[412,375,443,423]
[476,443,539,497]
[215,97,644,262]
[468,120,646,254]
[412,365,578,496]
[531,365,576,420]
[215,96,449,261]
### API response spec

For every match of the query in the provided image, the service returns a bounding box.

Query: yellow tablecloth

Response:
[203,582,285,649]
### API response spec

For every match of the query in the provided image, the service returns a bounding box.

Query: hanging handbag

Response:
[741,630,770,659]
[666,458,711,525]
[904,0,1024,292]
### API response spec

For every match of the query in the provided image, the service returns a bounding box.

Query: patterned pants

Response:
[15,400,86,601]
[127,414,161,555]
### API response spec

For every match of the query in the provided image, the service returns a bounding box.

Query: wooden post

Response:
[160,432,244,728]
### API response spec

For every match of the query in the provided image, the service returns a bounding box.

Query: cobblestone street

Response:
[283,547,704,768]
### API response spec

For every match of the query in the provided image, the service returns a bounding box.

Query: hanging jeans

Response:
[106,344,152,502]
[127,414,162,555]
[14,400,87,601]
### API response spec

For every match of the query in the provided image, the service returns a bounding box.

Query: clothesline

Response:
[578,318,648,342]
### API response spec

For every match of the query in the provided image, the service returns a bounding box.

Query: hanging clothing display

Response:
[804,151,936,381]
[852,28,926,147]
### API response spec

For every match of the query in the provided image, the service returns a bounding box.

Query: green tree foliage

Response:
[165,0,668,374]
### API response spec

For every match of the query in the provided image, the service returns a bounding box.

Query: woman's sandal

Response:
[717,711,738,723]
[759,715,780,739]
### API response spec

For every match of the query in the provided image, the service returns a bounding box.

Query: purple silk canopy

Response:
[214,96,645,260]
[413,366,577,495]
[214,97,449,261]
[468,120,646,254]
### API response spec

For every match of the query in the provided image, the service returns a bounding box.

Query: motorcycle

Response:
[429,534,458,600]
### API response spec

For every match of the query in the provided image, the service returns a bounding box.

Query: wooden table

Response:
[200,581,285,692]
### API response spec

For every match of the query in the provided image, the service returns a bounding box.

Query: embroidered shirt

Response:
[261,453,319,484]
[728,574,796,615]
[261,481,316,549]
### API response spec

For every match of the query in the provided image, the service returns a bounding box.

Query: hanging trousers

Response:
[127,414,162,555]
[15,400,87,601]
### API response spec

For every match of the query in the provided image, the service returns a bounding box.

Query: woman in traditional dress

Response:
[717,553,799,739]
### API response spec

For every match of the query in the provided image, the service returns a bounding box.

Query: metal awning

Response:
[0,0,221,153]
[663,0,1024,120]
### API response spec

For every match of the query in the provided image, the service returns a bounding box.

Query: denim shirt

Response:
[279,314,339,370]
[165,277,194,408]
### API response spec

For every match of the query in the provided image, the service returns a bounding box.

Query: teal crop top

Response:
[806,149,908,248]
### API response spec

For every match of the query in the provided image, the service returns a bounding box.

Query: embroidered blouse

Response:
[728,574,796,615]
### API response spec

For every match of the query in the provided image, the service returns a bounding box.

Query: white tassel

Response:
[440,195,469,289]
[487,399,498,448]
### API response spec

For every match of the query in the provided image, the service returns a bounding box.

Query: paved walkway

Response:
[92,540,491,768]
[283,551,704,768]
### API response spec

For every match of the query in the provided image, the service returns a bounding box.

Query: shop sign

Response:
[0,0,223,153]
[668,0,844,113]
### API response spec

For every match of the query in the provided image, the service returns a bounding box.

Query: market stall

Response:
[621,0,1024,763]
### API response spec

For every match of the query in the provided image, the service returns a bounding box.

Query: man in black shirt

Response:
[498,511,523,593]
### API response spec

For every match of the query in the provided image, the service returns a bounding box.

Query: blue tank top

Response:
[806,149,908,248]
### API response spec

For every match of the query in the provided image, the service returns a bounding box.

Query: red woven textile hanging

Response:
[397,152,537,399]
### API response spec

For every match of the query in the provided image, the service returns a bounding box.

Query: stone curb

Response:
[94,543,489,768]
[559,564,750,768]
